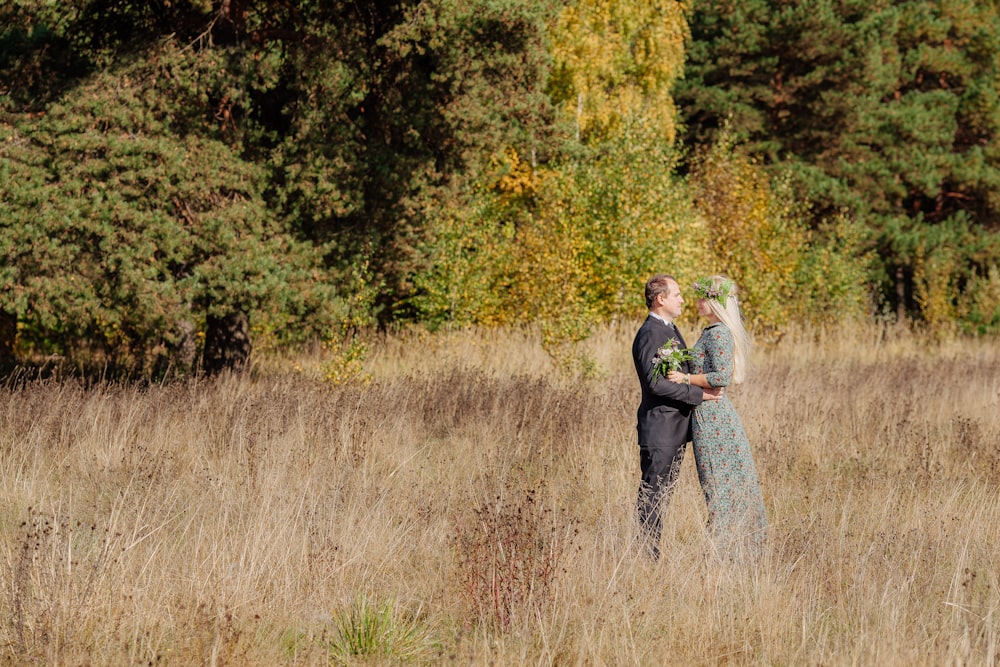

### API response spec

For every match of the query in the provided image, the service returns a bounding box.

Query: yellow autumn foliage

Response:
[549,0,689,144]
[419,129,715,325]
[913,248,957,329]
[688,140,802,331]
[413,129,869,345]
[688,131,869,334]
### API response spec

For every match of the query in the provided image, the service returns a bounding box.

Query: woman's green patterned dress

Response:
[690,322,767,549]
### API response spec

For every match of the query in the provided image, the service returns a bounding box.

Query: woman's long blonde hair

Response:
[696,275,752,384]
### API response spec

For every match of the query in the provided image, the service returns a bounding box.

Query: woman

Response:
[667,275,766,553]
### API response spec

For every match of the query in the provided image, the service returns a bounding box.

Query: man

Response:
[631,274,720,560]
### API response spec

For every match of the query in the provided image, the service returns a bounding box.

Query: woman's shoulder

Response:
[701,322,734,347]
[703,322,732,337]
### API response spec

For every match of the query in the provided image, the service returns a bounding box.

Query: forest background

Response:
[2,0,1000,376]
[2,3,1000,665]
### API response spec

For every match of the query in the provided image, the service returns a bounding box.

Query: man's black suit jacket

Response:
[631,315,705,448]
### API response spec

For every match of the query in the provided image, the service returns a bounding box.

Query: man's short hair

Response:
[645,274,676,309]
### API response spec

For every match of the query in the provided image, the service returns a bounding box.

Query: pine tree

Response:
[677,0,1000,325]
[0,39,333,374]
[0,0,560,372]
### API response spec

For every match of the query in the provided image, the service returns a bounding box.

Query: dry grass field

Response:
[1,322,998,665]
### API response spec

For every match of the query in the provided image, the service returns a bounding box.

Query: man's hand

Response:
[703,387,724,401]
[666,370,686,384]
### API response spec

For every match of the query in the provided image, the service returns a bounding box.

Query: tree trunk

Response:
[173,319,198,375]
[0,310,16,369]
[202,311,251,375]
[895,265,906,322]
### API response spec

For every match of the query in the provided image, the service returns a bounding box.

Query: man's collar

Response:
[649,312,672,326]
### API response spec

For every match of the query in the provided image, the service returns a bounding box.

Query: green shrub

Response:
[957,265,1000,335]
[327,593,438,663]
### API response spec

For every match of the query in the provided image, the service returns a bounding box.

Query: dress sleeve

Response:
[703,326,734,388]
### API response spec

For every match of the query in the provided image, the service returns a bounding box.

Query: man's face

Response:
[659,279,684,320]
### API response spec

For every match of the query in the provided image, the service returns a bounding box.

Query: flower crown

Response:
[692,277,735,306]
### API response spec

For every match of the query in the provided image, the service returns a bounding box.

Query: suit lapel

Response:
[672,324,687,349]
[670,323,695,374]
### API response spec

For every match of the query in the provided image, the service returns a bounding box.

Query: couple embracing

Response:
[631,273,766,561]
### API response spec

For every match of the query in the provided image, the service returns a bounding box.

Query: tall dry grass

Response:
[0,322,998,665]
